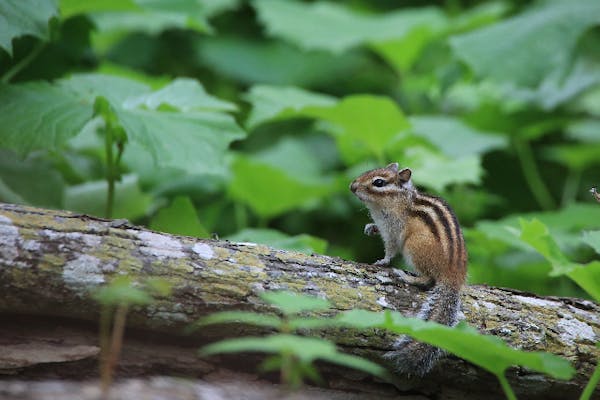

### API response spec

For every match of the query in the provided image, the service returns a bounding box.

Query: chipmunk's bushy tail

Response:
[383,284,461,377]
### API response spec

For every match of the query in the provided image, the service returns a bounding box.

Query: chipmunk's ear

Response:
[386,162,399,172]
[398,168,412,183]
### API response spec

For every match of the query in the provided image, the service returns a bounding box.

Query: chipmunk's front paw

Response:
[364,223,379,236]
[374,258,390,267]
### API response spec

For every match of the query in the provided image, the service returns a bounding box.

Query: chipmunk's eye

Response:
[373,179,386,187]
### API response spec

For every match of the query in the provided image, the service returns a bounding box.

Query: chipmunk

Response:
[590,187,600,203]
[350,162,467,376]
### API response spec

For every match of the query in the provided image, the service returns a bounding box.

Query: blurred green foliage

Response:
[1,0,599,298]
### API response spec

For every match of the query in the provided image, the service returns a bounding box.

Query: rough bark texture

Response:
[0,203,598,399]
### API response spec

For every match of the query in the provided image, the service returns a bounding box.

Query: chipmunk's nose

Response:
[350,181,358,193]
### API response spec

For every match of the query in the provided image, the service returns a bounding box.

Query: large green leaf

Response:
[402,146,482,191]
[0,82,94,155]
[477,203,600,252]
[227,228,327,255]
[244,85,336,130]
[253,0,445,53]
[582,231,600,255]
[410,115,507,158]
[149,196,208,238]
[61,0,211,34]
[450,0,600,86]
[0,150,64,208]
[304,95,411,163]
[0,0,58,55]
[125,78,236,112]
[59,0,139,18]
[0,74,245,175]
[197,37,365,88]
[338,310,574,380]
[518,219,600,301]
[228,155,332,218]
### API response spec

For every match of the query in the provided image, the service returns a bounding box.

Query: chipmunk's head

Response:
[350,162,414,204]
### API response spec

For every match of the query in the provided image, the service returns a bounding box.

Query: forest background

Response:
[1,0,600,302]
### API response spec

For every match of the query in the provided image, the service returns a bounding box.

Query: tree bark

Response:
[0,203,598,400]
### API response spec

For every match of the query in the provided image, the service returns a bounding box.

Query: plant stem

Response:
[1,41,45,84]
[105,126,115,219]
[580,358,600,400]
[101,304,129,396]
[498,374,517,400]
[513,138,556,210]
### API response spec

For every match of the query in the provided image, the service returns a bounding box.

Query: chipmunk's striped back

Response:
[412,192,467,274]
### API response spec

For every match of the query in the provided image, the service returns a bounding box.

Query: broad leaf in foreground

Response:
[201,334,388,379]
[337,310,574,380]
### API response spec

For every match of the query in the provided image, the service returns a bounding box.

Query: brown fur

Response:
[350,163,467,375]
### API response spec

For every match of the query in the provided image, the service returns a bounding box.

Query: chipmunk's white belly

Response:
[369,208,406,249]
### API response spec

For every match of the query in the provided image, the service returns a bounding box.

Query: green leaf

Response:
[0,82,94,155]
[59,0,139,18]
[518,219,573,275]
[318,351,389,380]
[65,174,152,220]
[0,74,246,175]
[477,203,600,252]
[304,95,411,163]
[201,334,333,359]
[409,116,508,158]
[201,333,387,379]
[260,291,330,315]
[125,78,237,112]
[450,0,600,86]
[197,37,365,88]
[150,196,209,238]
[253,0,446,53]
[62,0,211,34]
[93,276,154,306]
[403,147,482,191]
[0,150,64,208]
[194,311,282,329]
[244,85,336,130]
[582,231,600,255]
[338,310,575,380]
[0,0,58,55]
[227,228,327,255]
[228,155,332,218]
[518,219,600,302]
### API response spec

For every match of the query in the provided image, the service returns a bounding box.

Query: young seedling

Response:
[194,291,390,389]
[93,96,128,219]
[93,276,171,397]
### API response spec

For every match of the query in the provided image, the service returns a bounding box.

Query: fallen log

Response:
[0,203,598,399]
